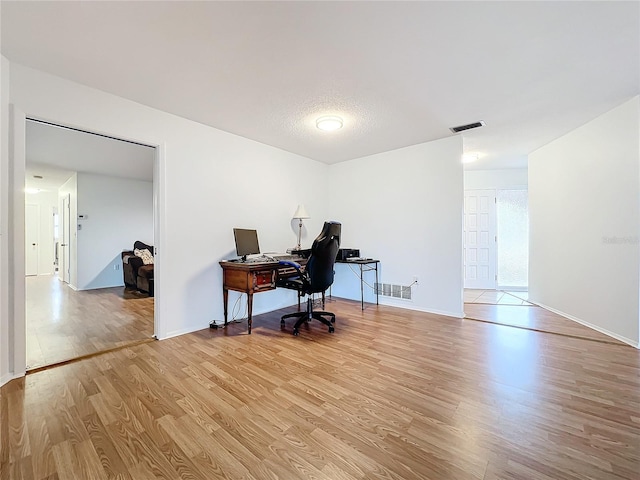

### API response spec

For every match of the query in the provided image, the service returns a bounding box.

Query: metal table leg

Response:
[360,263,364,310]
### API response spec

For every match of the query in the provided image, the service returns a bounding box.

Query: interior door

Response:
[61,194,70,283]
[464,189,497,289]
[25,204,39,276]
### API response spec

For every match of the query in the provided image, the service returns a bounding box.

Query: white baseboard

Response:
[532,300,639,349]
[378,299,464,319]
[0,373,12,387]
[160,324,204,340]
[1,371,25,388]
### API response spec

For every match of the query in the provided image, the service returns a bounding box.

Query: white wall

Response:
[529,96,640,347]
[25,190,57,275]
[2,61,467,383]
[8,63,328,343]
[0,55,11,384]
[76,173,153,290]
[464,168,528,190]
[329,136,464,317]
[59,174,78,288]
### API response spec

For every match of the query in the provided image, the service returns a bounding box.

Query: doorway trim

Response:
[9,105,166,379]
[152,142,166,339]
[60,193,71,283]
[9,105,27,376]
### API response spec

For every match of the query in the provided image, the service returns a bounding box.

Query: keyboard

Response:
[268,253,298,261]
[244,255,277,263]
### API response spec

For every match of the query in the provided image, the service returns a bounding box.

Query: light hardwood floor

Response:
[26,275,154,370]
[3,298,639,480]
[463,289,624,344]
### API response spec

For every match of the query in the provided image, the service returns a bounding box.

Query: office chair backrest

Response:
[306,221,341,293]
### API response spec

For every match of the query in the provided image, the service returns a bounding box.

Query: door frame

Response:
[25,203,40,276]
[8,105,166,379]
[60,193,70,283]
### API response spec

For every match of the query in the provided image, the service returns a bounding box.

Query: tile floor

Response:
[464,289,532,305]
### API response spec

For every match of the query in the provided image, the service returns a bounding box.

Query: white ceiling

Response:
[25,121,154,191]
[2,1,639,172]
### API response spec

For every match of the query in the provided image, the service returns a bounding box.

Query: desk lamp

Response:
[293,204,310,250]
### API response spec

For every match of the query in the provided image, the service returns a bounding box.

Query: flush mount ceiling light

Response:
[462,153,479,164]
[316,115,343,132]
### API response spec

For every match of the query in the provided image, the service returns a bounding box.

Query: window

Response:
[497,189,528,288]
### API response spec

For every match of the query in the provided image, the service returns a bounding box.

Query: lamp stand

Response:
[292,204,309,251]
[296,218,303,250]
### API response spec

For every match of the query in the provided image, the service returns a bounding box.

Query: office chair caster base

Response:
[328,326,334,333]
[280,319,285,326]
[293,328,300,336]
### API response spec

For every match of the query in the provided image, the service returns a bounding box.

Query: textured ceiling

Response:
[2,1,639,171]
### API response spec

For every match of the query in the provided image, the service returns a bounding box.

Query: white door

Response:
[25,204,39,276]
[464,189,497,289]
[61,194,71,283]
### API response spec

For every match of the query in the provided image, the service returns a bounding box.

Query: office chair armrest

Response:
[278,260,302,271]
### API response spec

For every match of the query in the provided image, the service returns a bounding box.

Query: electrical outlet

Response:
[114,264,119,270]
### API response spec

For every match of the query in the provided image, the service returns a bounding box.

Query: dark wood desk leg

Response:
[223,287,229,326]
[247,292,253,334]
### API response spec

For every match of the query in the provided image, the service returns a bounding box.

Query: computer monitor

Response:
[233,228,260,261]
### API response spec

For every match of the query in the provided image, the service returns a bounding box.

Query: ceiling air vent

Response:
[450,121,485,133]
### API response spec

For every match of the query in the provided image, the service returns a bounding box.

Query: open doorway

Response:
[24,119,156,371]
[463,187,529,292]
[463,187,530,317]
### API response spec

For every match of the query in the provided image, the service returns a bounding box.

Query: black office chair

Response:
[277,221,341,336]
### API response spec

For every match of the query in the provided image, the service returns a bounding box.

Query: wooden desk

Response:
[219,259,304,333]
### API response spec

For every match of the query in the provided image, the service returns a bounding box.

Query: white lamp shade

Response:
[293,204,310,219]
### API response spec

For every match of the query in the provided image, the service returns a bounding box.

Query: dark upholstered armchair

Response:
[121,241,154,296]
[276,221,341,336]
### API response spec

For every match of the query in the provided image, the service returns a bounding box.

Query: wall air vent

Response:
[450,121,485,133]
[375,283,412,300]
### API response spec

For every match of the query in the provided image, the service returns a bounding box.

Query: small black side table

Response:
[336,259,380,310]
